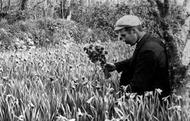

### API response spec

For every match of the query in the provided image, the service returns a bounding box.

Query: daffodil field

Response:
[0,41,189,121]
[0,0,190,120]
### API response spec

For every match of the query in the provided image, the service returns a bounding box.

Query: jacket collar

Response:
[132,33,150,59]
[135,33,150,51]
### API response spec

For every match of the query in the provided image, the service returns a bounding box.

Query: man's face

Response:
[117,28,138,46]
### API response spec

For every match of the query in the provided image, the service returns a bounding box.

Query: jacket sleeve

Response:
[130,50,157,93]
[114,58,132,73]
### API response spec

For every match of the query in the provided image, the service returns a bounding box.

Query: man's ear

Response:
[129,28,137,34]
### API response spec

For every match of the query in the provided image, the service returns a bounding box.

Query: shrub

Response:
[72,3,131,41]
[0,18,96,51]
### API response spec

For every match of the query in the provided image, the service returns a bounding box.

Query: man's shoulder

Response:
[141,36,164,52]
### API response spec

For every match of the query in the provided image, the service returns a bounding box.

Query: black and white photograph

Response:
[0,0,190,120]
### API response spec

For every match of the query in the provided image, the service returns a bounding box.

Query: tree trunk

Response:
[147,0,190,89]
[60,0,67,18]
[8,0,11,11]
[32,0,46,19]
[20,0,28,10]
[183,0,189,7]
[0,0,2,11]
[46,0,53,17]
[79,0,85,6]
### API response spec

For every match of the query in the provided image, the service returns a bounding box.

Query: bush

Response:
[0,18,98,51]
[72,1,187,42]
[72,3,131,41]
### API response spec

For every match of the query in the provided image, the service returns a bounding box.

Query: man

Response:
[105,15,171,97]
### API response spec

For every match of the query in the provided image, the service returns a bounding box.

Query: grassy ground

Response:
[0,41,189,121]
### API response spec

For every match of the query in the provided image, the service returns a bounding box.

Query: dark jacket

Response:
[115,33,171,96]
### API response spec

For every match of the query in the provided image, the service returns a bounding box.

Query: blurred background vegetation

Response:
[0,0,189,50]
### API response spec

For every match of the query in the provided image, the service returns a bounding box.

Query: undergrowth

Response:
[0,42,189,121]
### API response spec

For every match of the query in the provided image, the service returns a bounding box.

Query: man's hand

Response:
[104,63,116,72]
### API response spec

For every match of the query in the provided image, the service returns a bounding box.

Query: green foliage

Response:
[0,18,97,51]
[71,1,187,42]
[71,3,131,41]
[0,43,189,121]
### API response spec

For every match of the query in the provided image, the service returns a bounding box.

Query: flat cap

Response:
[114,15,142,31]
